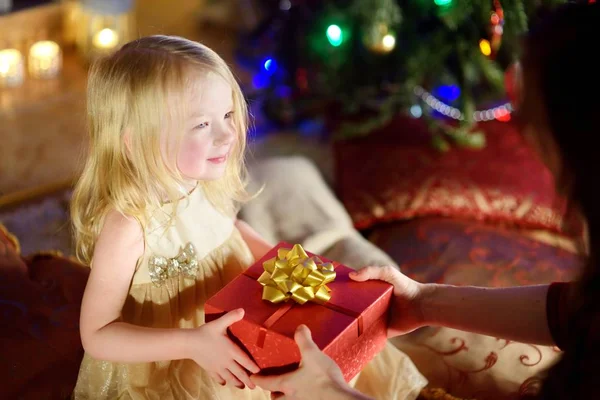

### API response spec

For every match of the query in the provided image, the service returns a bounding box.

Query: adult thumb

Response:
[216,308,244,329]
[295,325,319,355]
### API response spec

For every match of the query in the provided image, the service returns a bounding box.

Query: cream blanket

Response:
[241,156,398,269]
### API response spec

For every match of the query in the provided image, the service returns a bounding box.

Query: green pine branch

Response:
[262,0,567,150]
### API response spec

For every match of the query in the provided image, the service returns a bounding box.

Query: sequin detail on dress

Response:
[148,242,199,286]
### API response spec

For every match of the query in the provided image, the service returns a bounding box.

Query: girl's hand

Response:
[190,308,260,389]
[350,266,428,337]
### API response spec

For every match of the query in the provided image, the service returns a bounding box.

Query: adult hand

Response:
[350,266,428,337]
[251,325,369,400]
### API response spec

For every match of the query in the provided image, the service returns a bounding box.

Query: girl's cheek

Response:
[177,136,210,173]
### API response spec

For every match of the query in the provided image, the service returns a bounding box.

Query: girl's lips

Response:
[207,155,227,164]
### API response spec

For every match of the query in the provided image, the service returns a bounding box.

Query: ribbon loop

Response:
[259,244,336,305]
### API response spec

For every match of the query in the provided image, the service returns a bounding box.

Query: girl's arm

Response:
[235,219,274,261]
[80,211,191,362]
[81,211,260,387]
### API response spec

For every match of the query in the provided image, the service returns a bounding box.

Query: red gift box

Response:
[205,242,393,381]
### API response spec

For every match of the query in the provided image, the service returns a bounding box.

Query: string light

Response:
[414,86,513,122]
[479,39,491,56]
[487,0,505,58]
[381,34,396,51]
[279,0,292,11]
[436,85,460,101]
[363,23,396,53]
[263,58,277,73]
[326,25,343,47]
[410,104,423,118]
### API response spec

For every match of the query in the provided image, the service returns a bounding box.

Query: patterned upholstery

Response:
[371,217,582,399]
[334,116,583,238]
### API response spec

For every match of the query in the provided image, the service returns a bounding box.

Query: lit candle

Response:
[29,40,62,79]
[92,28,119,50]
[0,48,24,87]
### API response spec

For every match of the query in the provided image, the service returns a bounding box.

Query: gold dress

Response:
[72,188,426,399]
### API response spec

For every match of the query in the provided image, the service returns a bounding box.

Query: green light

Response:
[326,24,343,47]
[434,0,452,6]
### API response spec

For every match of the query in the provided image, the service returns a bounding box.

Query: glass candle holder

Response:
[92,27,119,50]
[0,48,24,87]
[76,0,136,61]
[62,0,82,46]
[29,40,62,79]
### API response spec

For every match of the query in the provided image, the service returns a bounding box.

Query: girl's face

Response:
[167,71,236,187]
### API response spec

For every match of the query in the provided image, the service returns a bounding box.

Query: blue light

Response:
[435,85,460,102]
[275,85,292,98]
[263,58,277,73]
[297,118,325,137]
[253,72,270,89]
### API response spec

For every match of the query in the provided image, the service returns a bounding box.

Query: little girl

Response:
[71,35,425,399]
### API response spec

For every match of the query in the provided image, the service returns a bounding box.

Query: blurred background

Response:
[0,1,590,399]
[1,0,257,197]
[0,0,565,197]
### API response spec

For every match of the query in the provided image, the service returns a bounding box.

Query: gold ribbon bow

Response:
[257,244,336,305]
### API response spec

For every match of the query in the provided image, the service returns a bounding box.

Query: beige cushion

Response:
[241,155,397,268]
[392,328,560,399]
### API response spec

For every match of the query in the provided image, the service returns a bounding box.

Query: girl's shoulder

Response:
[102,209,143,238]
[95,210,145,266]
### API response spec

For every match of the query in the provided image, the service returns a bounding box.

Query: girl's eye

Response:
[194,122,209,130]
[224,111,234,119]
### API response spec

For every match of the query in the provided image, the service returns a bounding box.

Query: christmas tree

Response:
[237,0,566,150]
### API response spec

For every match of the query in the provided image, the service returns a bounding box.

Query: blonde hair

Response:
[71,35,251,264]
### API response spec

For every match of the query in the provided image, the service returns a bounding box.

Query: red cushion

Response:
[369,217,581,287]
[0,240,88,399]
[334,116,582,236]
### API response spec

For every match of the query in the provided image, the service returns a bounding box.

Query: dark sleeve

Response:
[546,281,573,350]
